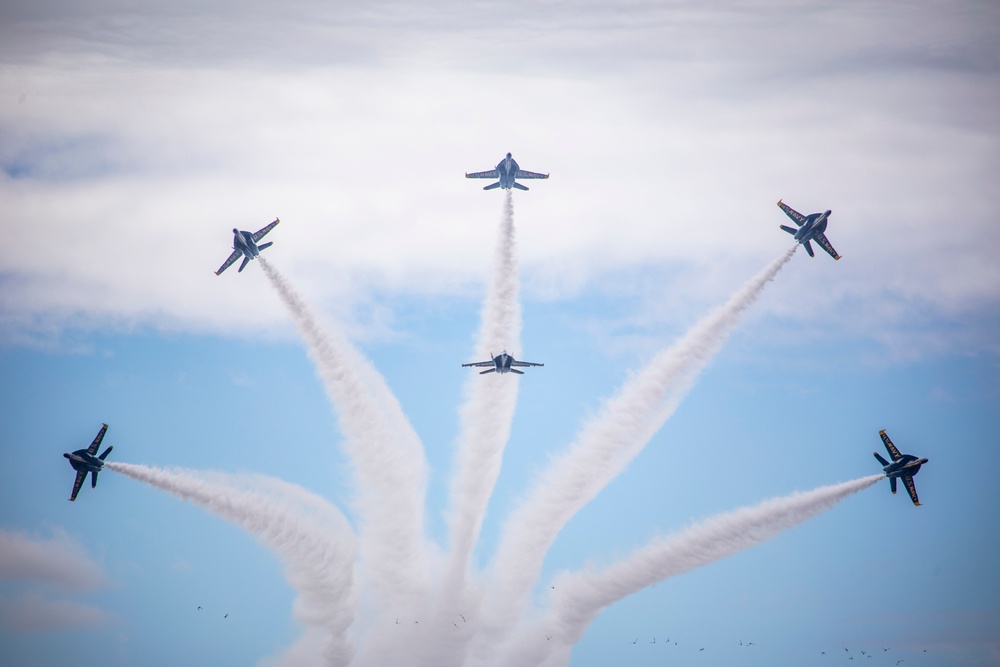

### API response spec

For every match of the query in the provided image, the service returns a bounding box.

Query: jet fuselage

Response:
[794,210,831,243]
[64,449,106,474]
[881,454,928,480]
[233,228,261,258]
[496,153,519,189]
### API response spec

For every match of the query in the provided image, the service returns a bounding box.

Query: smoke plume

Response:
[107,462,356,667]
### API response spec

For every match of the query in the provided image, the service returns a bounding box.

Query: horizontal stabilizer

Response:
[510,368,524,374]
[890,476,897,494]
[238,256,251,272]
[483,182,502,191]
[90,470,99,489]
[873,452,889,467]
[479,368,496,374]
[257,241,273,251]
[780,225,797,236]
[803,239,815,257]
[511,182,529,191]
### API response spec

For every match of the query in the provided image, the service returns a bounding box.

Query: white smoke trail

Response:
[257,257,431,609]
[106,462,356,667]
[503,474,884,667]
[404,192,523,667]
[447,190,521,585]
[475,246,798,658]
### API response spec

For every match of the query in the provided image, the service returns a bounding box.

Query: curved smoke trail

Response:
[107,462,356,667]
[475,246,798,659]
[502,474,884,666]
[257,257,431,610]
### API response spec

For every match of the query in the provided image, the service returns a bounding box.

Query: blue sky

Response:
[1,1,999,665]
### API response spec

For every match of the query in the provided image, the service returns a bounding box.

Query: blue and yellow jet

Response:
[64,424,113,502]
[465,153,549,191]
[777,200,841,259]
[215,218,280,275]
[462,351,544,375]
[874,430,928,506]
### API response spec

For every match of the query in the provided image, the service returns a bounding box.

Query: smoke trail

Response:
[503,474,883,666]
[447,190,521,585]
[257,257,431,607]
[107,462,356,667]
[475,246,798,657]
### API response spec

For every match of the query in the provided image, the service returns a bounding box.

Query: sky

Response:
[1,0,999,665]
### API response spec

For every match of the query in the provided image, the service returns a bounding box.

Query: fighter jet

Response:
[462,351,544,375]
[215,218,280,275]
[776,200,841,259]
[465,153,549,191]
[873,430,928,506]
[64,424,113,502]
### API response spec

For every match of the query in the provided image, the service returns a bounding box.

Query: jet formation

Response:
[465,153,549,191]
[215,218,280,275]
[64,424,113,502]
[462,351,544,375]
[874,430,928,506]
[776,200,841,260]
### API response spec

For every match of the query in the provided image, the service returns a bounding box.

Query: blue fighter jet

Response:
[64,424,113,502]
[215,218,280,275]
[873,430,928,506]
[465,153,549,191]
[462,351,544,375]
[777,200,841,259]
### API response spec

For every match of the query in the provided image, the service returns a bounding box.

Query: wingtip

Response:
[914,502,922,506]
[879,429,886,435]
[834,255,842,260]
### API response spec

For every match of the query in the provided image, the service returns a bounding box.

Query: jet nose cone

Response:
[920,458,929,464]
[825,210,832,217]
[506,152,512,158]
[232,228,239,234]
[63,452,71,459]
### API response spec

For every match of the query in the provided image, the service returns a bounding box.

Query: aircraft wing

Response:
[511,360,544,367]
[879,430,902,461]
[69,470,87,501]
[465,170,500,179]
[515,170,549,180]
[215,249,243,276]
[777,200,807,226]
[813,231,841,260]
[87,424,108,456]
[251,218,280,243]
[902,474,921,506]
[462,360,494,367]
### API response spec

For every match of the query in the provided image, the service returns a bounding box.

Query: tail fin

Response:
[873,451,889,467]
[483,182,502,191]
[99,446,113,461]
[511,182,528,191]
[257,242,273,251]
[479,368,496,374]
[238,256,251,272]
[779,225,797,236]
[90,470,99,489]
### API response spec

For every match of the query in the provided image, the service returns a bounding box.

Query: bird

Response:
[650,637,656,644]
[545,635,551,641]
[631,638,638,645]
[699,648,705,652]
[747,642,754,646]
[460,614,466,623]
[452,622,458,628]
[882,648,890,652]
[821,651,826,655]
[896,661,904,666]
[395,618,400,625]
[224,614,228,619]
[197,606,202,611]
[862,651,866,656]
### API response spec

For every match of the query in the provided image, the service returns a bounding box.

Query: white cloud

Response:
[0,0,996,358]
[0,527,106,592]
[0,592,111,632]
